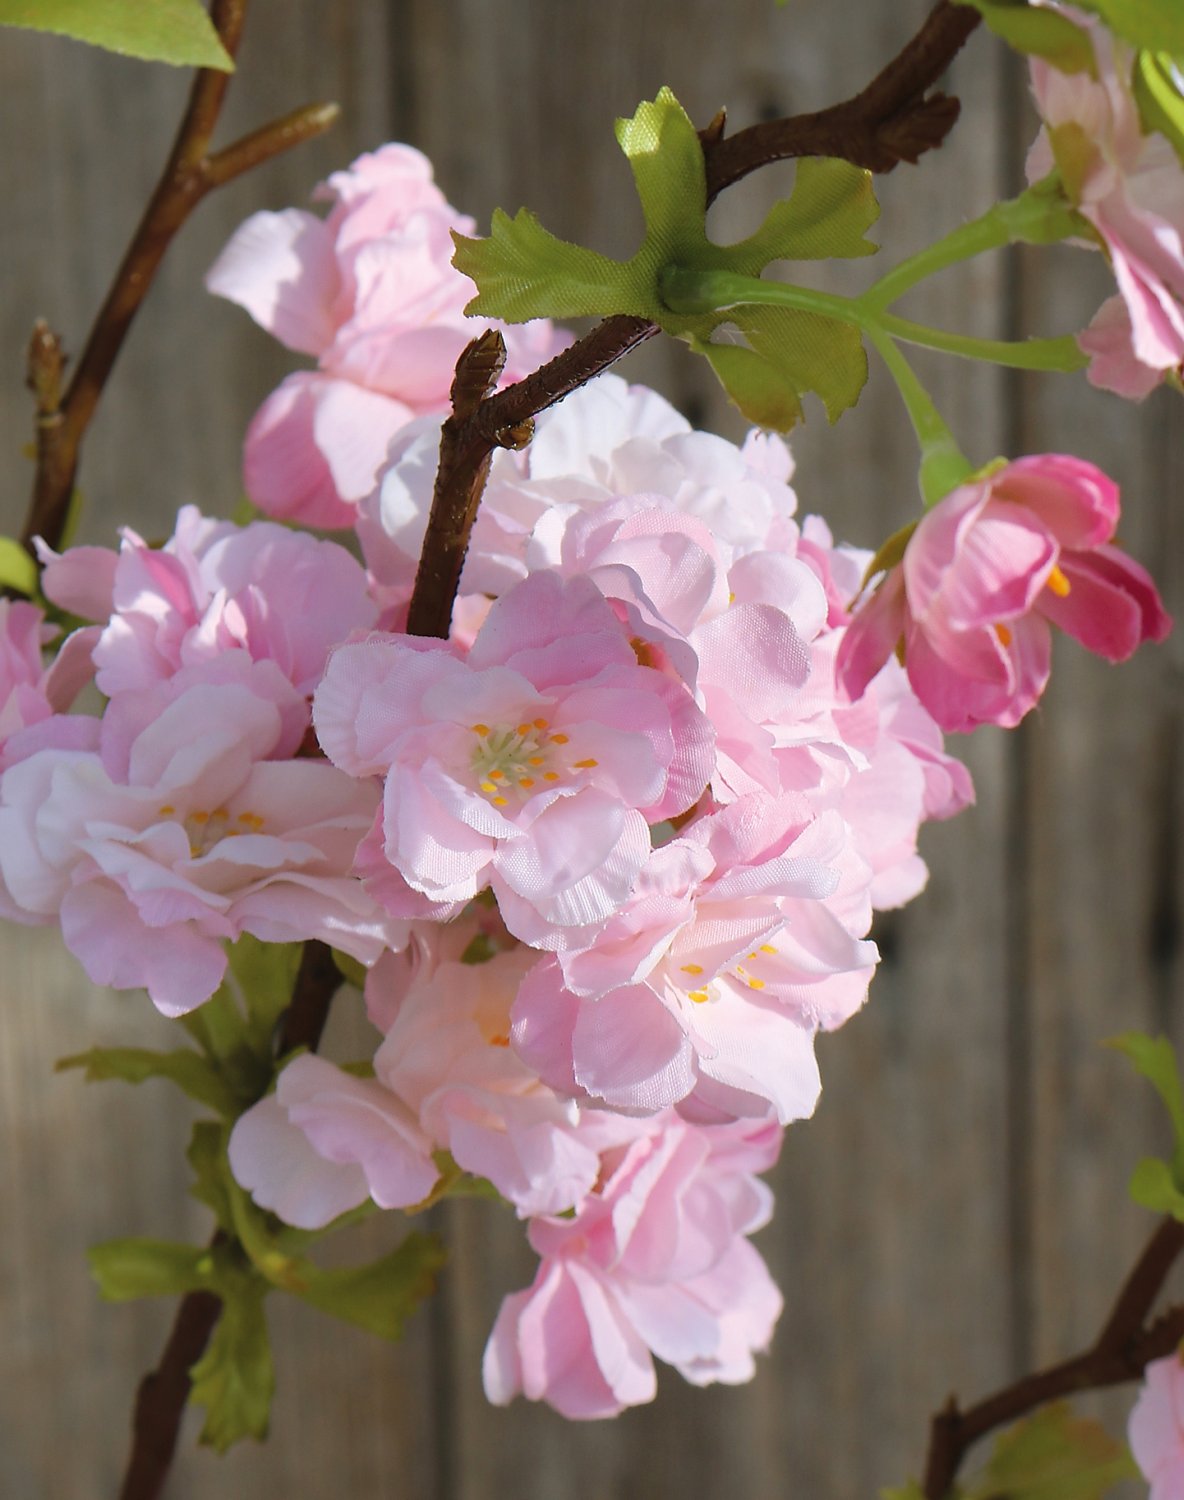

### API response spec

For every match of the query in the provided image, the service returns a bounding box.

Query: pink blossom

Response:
[370,948,611,1215]
[1130,1353,1184,1500]
[483,1114,783,1418]
[0,676,401,1014]
[0,601,98,769]
[228,1055,438,1229]
[313,571,715,941]
[358,373,799,612]
[1028,17,1184,393]
[42,506,377,702]
[837,455,1171,732]
[510,795,878,1123]
[206,143,566,527]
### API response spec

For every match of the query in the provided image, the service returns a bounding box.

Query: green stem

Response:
[660,266,976,506]
[864,326,974,506]
[862,175,1083,311]
[660,267,1083,373]
[878,312,1085,371]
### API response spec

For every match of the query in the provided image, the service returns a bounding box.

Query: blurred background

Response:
[1,1,1181,1494]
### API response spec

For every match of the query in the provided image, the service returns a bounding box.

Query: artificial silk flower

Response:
[1129,1352,1184,1500]
[206,143,566,527]
[1028,10,1184,395]
[837,454,1170,732]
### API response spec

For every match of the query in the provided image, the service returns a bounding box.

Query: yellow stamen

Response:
[532,718,548,730]
[488,769,505,780]
[190,811,209,825]
[158,805,175,817]
[550,733,570,745]
[480,781,497,793]
[680,964,704,976]
[517,723,532,736]
[544,772,559,781]
[492,796,509,806]
[1047,564,1071,598]
[760,945,777,955]
[472,723,490,736]
[748,978,766,991]
[519,777,535,788]
[996,623,1013,648]
[688,989,709,1003]
[573,758,598,769]
[488,1033,511,1048]
[528,756,545,767]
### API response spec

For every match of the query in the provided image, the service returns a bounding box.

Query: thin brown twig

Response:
[404,0,982,640]
[20,0,338,557]
[922,1217,1184,1498]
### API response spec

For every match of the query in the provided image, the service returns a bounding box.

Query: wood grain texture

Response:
[0,2,1179,1496]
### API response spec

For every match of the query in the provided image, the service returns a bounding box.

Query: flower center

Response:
[468,720,598,807]
[675,942,779,1003]
[159,804,266,857]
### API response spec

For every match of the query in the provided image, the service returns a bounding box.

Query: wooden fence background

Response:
[1,2,1181,1495]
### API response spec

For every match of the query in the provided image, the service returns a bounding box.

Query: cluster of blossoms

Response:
[3,121,1171,1431]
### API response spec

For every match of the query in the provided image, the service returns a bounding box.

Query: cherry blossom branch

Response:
[116,943,343,1500]
[404,0,981,638]
[921,1217,1184,1498]
[19,0,340,557]
[119,1286,222,1500]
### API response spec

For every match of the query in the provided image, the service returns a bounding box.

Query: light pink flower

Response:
[0,601,98,770]
[1130,1352,1184,1500]
[41,506,377,702]
[1028,16,1184,393]
[0,676,400,1014]
[483,1113,783,1418]
[313,571,715,941]
[510,795,878,1123]
[837,455,1171,732]
[228,1055,438,1229]
[206,143,566,527]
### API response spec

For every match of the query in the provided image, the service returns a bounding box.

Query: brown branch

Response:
[922,1217,1184,1498]
[404,0,981,640]
[118,1288,222,1500]
[20,0,338,557]
[275,938,344,1056]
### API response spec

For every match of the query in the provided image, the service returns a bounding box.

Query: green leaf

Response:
[1069,0,1184,54]
[190,1267,273,1452]
[0,537,38,597]
[88,1237,215,1301]
[454,86,877,430]
[57,1045,239,1117]
[331,947,368,990]
[0,0,234,69]
[1108,1032,1184,1177]
[1129,1156,1184,1220]
[221,933,303,1061]
[1134,51,1184,166]
[952,1,1097,73]
[964,1402,1138,1500]
[294,1233,447,1341]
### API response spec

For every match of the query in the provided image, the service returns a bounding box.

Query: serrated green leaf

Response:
[57,1045,239,1117]
[88,1237,215,1301]
[745,157,879,262]
[1134,51,1184,166]
[964,1402,1138,1500]
[1129,1156,1184,1220]
[1108,1032,1184,1177]
[294,1232,446,1341]
[190,1268,273,1452]
[0,537,38,597]
[453,208,636,322]
[952,1,1097,73]
[1069,0,1184,54]
[454,86,877,432]
[0,0,234,69]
